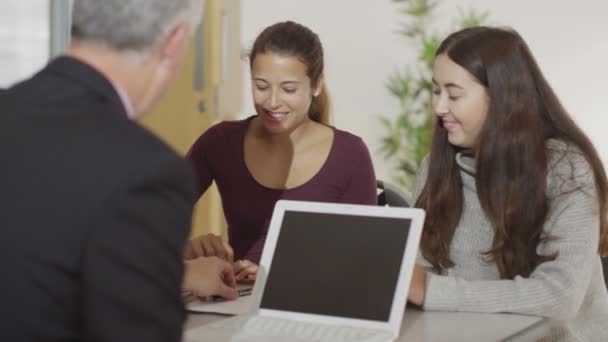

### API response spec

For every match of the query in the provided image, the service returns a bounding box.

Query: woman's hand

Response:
[184,233,234,262]
[408,264,427,306]
[233,259,258,284]
[183,256,238,300]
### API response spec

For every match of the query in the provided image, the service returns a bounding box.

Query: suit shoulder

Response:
[109,120,190,171]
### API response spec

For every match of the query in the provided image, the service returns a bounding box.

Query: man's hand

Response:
[184,234,234,262]
[183,257,238,300]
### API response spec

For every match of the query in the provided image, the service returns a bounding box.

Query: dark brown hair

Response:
[417,26,608,279]
[249,21,330,125]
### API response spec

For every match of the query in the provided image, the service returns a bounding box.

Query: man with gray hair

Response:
[0,1,237,341]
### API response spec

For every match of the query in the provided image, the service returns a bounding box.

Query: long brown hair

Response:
[249,21,330,125]
[417,26,608,279]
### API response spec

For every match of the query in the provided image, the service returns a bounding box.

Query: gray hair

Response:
[71,0,203,53]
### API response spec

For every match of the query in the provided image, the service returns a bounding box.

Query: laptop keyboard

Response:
[207,315,392,342]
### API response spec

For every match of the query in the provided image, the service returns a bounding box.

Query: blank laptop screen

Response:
[260,210,411,322]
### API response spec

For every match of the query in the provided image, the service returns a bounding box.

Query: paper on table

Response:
[186,292,254,315]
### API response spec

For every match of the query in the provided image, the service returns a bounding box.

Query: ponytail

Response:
[309,87,331,125]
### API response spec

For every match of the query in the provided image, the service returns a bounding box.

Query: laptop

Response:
[184,200,425,342]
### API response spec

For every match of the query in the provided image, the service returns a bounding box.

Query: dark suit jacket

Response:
[0,57,197,342]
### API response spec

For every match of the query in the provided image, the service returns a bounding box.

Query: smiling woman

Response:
[410,26,608,341]
[183,21,378,286]
[431,54,489,149]
[250,52,323,135]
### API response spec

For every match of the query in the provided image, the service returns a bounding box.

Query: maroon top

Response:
[186,116,377,263]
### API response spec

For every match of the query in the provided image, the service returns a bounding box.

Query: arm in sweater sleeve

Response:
[412,155,434,269]
[423,152,600,321]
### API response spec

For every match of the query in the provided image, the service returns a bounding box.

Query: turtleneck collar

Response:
[455,150,476,176]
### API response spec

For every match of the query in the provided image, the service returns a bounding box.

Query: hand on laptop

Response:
[407,264,427,306]
[183,257,238,300]
[234,259,258,284]
[184,233,234,262]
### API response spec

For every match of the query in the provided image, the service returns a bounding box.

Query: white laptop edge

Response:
[248,199,425,339]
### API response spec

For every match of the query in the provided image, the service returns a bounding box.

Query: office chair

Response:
[377,180,411,207]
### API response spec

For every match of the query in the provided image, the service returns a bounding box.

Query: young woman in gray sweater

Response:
[408,26,608,341]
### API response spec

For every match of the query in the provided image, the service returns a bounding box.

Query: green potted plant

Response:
[379,0,488,189]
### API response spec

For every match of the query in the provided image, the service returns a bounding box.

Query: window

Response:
[0,0,71,87]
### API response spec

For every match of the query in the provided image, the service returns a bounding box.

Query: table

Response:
[184,309,549,341]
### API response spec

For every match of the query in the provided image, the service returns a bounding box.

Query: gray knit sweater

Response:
[412,140,608,341]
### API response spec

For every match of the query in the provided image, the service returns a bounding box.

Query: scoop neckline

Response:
[239,115,336,192]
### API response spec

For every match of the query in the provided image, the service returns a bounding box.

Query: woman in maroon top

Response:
[184,21,377,283]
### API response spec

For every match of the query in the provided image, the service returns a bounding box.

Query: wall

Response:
[0,1,49,87]
[239,0,608,188]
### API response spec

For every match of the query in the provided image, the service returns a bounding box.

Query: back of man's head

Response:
[69,0,203,117]
[71,0,202,53]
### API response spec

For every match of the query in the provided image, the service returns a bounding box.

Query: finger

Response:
[236,264,257,280]
[200,236,216,257]
[218,259,237,288]
[223,240,234,262]
[245,272,256,283]
[222,268,237,288]
[235,267,253,281]
[246,265,258,274]
[237,264,257,275]
[234,259,255,275]
[235,270,245,281]
[215,282,239,300]
[210,236,229,261]
[237,274,256,285]
[232,260,247,273]
[189,239,205,258]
